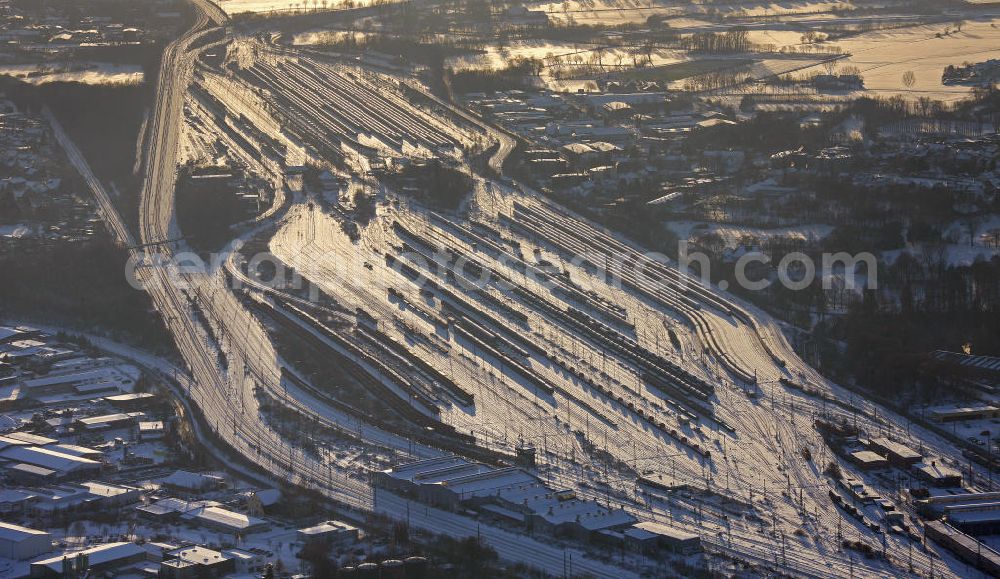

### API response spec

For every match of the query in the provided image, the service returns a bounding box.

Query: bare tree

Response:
[902,70,916,90]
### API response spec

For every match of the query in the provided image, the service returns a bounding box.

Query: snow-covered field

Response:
[824,18,1000,102]
[218,0,377,14]
[526,0,683,25]
[668,221,835,248]
[444,40,689,78]
[525,0,852,25]
[0,62,143,85]
[881,216,1000,267]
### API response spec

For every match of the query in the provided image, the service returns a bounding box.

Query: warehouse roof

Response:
[76,413,134,427]
[948,508,1000,525]
[49,444,102,458]
[438,468,538,497]
[851,450,888,465]
[22,368,119,390]
[871,437,921,460]
[626,521,698,542]
[182,506,266,532]
[933,350,1000,372]
[381,456,469,482]
[140,498,220,515]
[5,463,56,478]
[4,432,57,446]
[0,521,49,542]
[160,469,224,490]
[0,436,31,451]
[104,392,155,403]
[167,545,230,566]
[32,542,144,573]
[0,489,37,504]
[299,520,358,536]
[914,462,962,481]
[533,498,636,531]
[0,445,100,473]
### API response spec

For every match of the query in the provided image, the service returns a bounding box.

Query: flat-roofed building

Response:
[181,505,268,534]
[21,368,128,398]
[869,437,922,467]
[297,520,359,546]
[30,482,141,513]
[929,404,1000,423]
[850,450,889,470]
[925,520,1000,577]
[103,392,156,411]
[163,545,234,577]
[138,420,165,441]
[0,445,101,480]
[159,557,198,579]
[135,498,220,522]
[915,491,1000,517]
[529,497,636,541]
[3,432,57,446]
[623,521,701,555]
[913,462,963,488]
[947,504,1000,535]
[48,444,102,460]
[425,467,539,508]
[160,469,226,493]
[374,456,470,493]
[221,548,265,575]
[5,463,58,485]
[73,412,138,432]
[30,542,146,578]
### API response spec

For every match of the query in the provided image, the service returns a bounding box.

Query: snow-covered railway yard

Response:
[257,174,986,576]
[233,46,485,163]
[155,33,999,578]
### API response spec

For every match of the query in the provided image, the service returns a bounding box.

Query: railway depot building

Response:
[624,522,702,555]
[925,520,1000,577]
[867,437,922,468]
[377,457,700,553]
[374,456,537,509]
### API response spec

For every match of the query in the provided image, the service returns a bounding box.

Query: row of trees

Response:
[448,57,542,93]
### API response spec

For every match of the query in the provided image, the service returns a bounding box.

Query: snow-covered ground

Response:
[0,62,143,85]
[823,18,1000,102]
[137,31,998,576]
[667,220,835,249]
[525,0,852,25]
[0,223,35,238]
[259,175,978,576]
[217,0,376,14]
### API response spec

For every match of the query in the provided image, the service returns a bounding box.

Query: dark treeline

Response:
[851,88,1000,130]
[822,268,1000,400]
[0,238,171,351]
[683,111,830,153]
[394,160,473,210]
[678,28,755,53]
[1,77,151,227]
[448,57,542,93]
[175,167,247,251]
